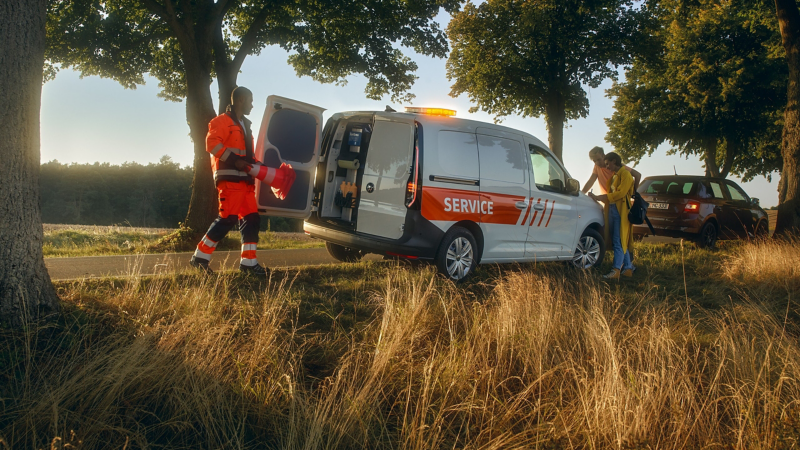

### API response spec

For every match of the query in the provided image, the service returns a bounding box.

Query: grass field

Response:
[43,224,323,257]
[2,238,799,449]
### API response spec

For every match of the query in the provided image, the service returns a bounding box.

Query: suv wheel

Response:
[325,242,363,262]
[435,227,478,282]
[571,228,605,269]
[754,220,769,240]
[696,222,718,248]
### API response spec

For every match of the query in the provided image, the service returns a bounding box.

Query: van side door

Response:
[475,131,530,261]
[525,144,578,258]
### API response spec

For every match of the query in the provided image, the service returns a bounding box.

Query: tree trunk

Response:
[774,0,800,235]
[544,93,566,161]
[0,0,60,325]
[180,58,219,236]
[703,138,721,178]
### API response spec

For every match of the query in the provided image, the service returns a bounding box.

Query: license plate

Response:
[650,202,669,210]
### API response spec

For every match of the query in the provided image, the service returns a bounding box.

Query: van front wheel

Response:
[571,228,605,269]
[435,227,478,282]
[325,242,363,262]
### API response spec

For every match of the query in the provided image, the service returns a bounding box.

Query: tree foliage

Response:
[446,0,641,160]
[606,0,785,180]
[46,0,459,105]
[46,0,460,237]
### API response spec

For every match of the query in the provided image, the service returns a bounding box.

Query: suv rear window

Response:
[642,180,694,195]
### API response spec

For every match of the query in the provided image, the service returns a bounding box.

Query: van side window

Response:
[529,146,566,193]
[437,131,479,179]
[477,134,526,184]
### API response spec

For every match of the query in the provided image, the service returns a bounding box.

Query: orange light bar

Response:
[404,106,456,117]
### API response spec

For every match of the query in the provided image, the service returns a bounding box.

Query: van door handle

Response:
[533,204,545,211]
[515,201,528,210]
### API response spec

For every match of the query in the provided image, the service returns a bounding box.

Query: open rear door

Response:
[255,96,325,219]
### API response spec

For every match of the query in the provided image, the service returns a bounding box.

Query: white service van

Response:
[254,96,605,281]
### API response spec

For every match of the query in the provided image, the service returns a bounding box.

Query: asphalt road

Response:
[45,248,384,281]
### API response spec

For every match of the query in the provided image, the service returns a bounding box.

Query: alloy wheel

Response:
[446,237,474,280]
[572,235,601,269]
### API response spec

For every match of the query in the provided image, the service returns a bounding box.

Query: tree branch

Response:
[720,139,736,178]
[213,0,234,21]
[140,0,169,20]
[231,3,272,73]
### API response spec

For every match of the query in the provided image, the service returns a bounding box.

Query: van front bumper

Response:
[304,215,442,259]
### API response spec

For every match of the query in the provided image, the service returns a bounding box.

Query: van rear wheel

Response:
[325,242,363,262]
[435,227,478,282]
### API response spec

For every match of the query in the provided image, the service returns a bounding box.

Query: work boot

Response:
[190,256,214,274]
[239,263,270,276]
[603,268,621,279]
[621,268,634,277]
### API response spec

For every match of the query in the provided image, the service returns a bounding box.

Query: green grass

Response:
[43,225,324,257]
[2,239,799,448]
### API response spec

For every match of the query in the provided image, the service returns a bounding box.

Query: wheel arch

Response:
[449,220,484,264]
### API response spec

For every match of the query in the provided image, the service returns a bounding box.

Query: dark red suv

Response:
[633,176,769,247]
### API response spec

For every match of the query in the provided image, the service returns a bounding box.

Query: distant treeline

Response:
[40,157,302,231]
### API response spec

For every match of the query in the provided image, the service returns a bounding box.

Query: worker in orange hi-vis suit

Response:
[189,86,296,275]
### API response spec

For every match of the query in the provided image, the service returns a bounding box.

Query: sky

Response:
[40,11,780,208]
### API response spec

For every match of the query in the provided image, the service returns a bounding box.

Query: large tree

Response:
[47,0,459,238]
[606,0,784,180]
[0,0,60,324]
[774,0,800,234]
[446,0,640,160]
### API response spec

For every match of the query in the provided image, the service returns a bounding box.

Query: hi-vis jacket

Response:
[206,108,258,186]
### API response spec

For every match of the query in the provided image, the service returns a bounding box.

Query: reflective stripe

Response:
[202,235,218,248]
[242,243,257,260]
[220,148,233,161]
[227,147,246,156]
[193,247,212,260]
[214,169,249,180]
[209,143,224,157]
[240,257,258,266]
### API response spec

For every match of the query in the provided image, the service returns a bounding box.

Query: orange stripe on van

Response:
[537,200,549,227]
[545,201,555,227]
[528,198,542,226]
[421,187,482,222]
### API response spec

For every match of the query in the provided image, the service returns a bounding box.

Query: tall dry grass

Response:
[2,241,800,448]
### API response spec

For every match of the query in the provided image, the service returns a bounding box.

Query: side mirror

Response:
[751,197,760,206]
[566,178,580,196]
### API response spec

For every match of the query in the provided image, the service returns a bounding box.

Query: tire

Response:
[435,227,478,282]
[571,228,605,269]
[754,220,769,240]
[325,242,363,262]
[695,222,718,249]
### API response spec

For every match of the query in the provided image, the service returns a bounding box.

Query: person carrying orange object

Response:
[189,86,295,275]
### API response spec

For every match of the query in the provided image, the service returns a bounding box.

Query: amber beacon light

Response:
[404,106,457,117]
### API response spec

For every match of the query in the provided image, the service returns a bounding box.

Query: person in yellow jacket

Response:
[589,152,635,279]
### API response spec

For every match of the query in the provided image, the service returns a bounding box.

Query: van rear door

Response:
[354,114,415,240]
[254,96,325,219]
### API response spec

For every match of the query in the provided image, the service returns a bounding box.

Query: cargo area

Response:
[312,114,416,241]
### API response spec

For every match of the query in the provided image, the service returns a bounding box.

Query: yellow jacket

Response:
[605,167,634,254]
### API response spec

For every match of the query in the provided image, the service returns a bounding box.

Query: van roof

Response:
[337,110,550,153]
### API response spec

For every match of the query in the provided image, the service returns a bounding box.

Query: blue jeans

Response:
[609,204,633,271]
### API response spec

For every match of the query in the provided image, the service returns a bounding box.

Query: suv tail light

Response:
[684,201,700,213]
